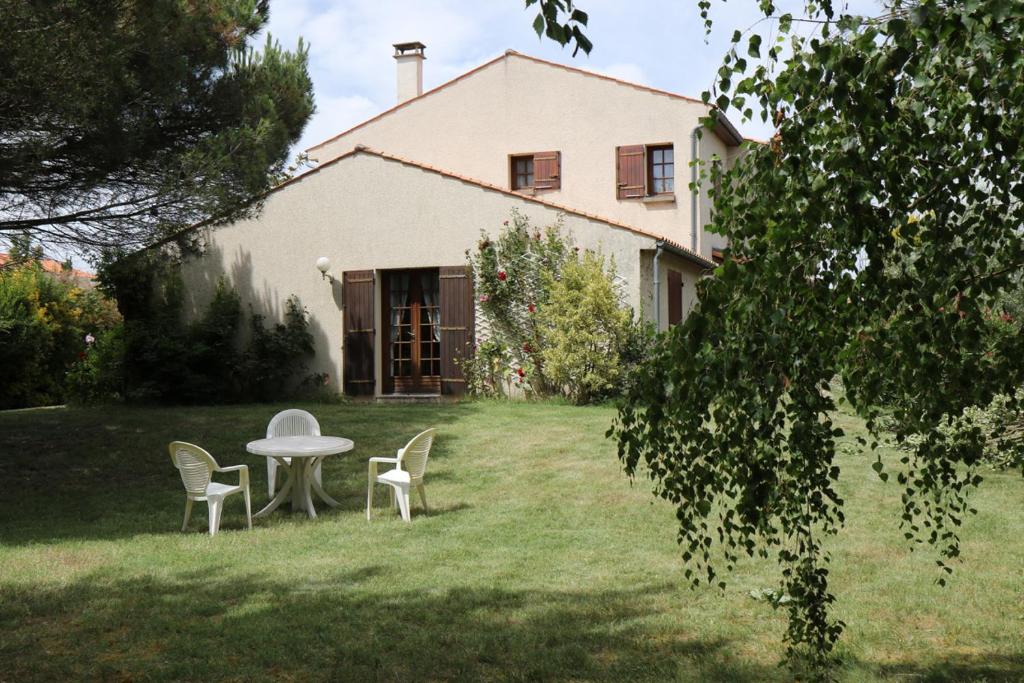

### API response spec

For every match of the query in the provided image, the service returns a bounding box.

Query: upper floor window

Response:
[648,145,674,194]
[512,155,534,190]
[616,143,675,200]
[510,151,561,192]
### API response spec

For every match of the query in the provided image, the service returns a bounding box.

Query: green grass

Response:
[0,400,1021,681]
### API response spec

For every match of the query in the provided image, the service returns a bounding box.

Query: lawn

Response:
[0,400,1021,681]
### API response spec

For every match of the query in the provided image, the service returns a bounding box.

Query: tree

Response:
[0,0,314,254]
[527,0,1024,673]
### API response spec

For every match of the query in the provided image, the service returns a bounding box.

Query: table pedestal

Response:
[254,455,341,520]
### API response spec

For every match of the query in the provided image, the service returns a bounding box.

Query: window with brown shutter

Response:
[343,270,375,395]
[617,143,675,199]
[510,151,561,192]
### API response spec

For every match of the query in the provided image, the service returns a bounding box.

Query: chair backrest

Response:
[398,428,435,480]
[168,441,217,496]
[267,409,321,438]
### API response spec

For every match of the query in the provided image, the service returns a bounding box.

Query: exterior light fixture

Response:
[316,256,334,282]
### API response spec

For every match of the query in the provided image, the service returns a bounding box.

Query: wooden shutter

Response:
[533,151,561,190]
[667,269,683,326]
[439,265,474,396]
[616,145,646,199]
[342,270,375,396]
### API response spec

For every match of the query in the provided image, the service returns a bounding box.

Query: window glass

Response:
[512,156,534,190]
[648,145,674,194]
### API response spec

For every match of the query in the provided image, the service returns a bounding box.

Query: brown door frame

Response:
[381,268,441,395]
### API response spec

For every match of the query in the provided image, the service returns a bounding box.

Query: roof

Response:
[306,50,747,154]
[0,253,96,283]
[269,144,714,269]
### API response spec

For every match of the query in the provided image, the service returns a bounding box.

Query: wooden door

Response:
[382,270,441,394]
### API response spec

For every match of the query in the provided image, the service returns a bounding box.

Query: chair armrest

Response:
[368,457,399,464]
[216,464,249,488]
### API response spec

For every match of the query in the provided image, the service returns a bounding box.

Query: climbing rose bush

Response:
[465,210,644,402]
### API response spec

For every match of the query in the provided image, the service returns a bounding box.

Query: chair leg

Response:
[417,483,428,513]
[395,484,411,522]
[182,498,193,532]
[366,483,374,521]
[243,488,252,530]
[208,497,223,536]
[389,487,396,510]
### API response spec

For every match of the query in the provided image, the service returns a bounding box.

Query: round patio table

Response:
[246,435,354,519]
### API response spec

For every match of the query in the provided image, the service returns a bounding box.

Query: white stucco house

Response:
[182,43,749,398]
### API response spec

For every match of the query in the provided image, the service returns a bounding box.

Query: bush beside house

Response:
[68,249,318,405]
[465,211,650,404]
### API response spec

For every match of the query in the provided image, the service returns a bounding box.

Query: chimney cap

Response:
[393,41,426,58]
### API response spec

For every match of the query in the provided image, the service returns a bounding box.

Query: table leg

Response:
[299,458,317,519]
[254,456,294,519]
[310,456,341,508]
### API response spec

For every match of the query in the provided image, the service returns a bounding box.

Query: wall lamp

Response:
[316,256,335,283]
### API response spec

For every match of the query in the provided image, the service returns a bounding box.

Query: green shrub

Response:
[92,250,315,404]
[240,297,315,401]
[0,259,121,408]
[537,252,632,404]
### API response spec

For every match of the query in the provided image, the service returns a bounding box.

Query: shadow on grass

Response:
[2,568,1020,682]
[0,402,478,545]
[0,570,753,681]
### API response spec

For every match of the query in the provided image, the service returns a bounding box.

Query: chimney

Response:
[393,42,426,104]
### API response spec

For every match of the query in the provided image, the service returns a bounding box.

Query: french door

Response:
[382,269,441,394]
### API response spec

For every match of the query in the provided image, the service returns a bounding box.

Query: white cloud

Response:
[593,62,649,85]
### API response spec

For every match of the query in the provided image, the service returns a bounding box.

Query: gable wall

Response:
[310,55,731,259]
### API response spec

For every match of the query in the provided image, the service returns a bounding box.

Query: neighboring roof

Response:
[269,144,714,269]
[306,50,747,154]
[0,252,95,283]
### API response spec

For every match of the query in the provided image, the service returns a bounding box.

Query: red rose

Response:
[528,303,536,313]
[497,270,507,281]
[517,367,525,377]
[78,351,87,360]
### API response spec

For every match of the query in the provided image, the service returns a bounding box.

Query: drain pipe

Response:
[653,241,664,331]
[690,125,701,254]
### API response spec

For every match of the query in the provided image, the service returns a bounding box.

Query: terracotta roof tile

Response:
[0,253,95,281]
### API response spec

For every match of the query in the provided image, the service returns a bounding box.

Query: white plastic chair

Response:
[265,409,322,498]
[367,428,436,522]
[168,441,252,536]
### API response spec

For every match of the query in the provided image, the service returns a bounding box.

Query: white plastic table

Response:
[246,435,354,519]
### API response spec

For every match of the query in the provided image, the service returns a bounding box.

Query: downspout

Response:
[653,241,664,331]
[690,125,701,254]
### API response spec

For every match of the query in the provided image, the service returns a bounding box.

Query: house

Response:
[0,252,96,288]
[181,43,749,398]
